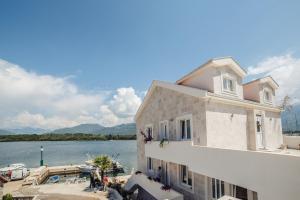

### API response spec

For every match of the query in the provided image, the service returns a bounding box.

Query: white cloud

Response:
[247,54,300,104]
[0,59,143,129]
[109,87,142,118]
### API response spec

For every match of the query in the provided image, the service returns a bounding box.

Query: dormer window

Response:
[264,90,272,103]
[223,77,236,93]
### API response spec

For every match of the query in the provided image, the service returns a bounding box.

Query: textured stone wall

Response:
[136,86,207,199]
[136,86,207,173]
[136,84,283,199]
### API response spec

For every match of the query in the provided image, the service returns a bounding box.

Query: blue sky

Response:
[0,0,300,128]
[1,0,300,89]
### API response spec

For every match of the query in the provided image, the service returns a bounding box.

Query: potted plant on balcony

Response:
[140,130,153,144]
[161,184,171,191]
[159,138,169,148]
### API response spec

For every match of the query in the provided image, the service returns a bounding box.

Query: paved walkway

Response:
[3,175,131,200]
[11,182,108,200]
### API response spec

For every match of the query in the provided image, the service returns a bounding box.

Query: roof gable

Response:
[244,76,279,90]
[176,57,247,84]
[134,81,207,120]
[135,79,282,121]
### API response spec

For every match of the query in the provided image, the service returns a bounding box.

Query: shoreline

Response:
[0,133,136,142]
[3,165,131,199]
[0,139,136,142]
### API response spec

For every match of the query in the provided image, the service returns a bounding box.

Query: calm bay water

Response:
[0,140,137,173]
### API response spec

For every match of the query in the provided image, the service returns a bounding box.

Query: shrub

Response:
[3,193,13,200]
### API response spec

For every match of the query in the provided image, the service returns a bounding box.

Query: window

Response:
[223,77,236,93]
[234,185,248,200]
[212,178,225,199]
[146,126,153,138]
[179,119,191,140]
[264,90,271,103]
[256,115,262,133]
[147,157,153,171]
[159,121,168,139]
[179,165,193,188]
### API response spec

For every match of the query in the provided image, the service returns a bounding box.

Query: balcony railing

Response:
[124,173,183,200]
[145,140,300,200]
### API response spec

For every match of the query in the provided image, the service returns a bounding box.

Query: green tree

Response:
[281,95,300,133]
[3,193,13,200]
[93,155,112,183]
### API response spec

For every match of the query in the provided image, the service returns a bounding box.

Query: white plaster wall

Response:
[264,111,283,149]
[213,70,222,95]
[246,110,257,150]
[145,141,300,200]
[283,135,300,149]
[243,83,260,102]
[180,67,215,92]
[214,67,244,100]
[206,101,248,150]
[259,84,275,106]
[180,66,244,100]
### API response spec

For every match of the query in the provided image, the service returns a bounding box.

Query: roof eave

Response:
[176,57,247,84]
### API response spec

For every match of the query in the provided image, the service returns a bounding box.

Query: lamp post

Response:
[40,146,44,166]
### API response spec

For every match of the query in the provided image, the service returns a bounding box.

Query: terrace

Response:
[145,140,300,200]
[124,173,183,200]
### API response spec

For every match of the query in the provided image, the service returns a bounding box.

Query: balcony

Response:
[124,173,183,200]
[145,141,300,200]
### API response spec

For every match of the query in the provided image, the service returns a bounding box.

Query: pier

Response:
[23,165,81,185]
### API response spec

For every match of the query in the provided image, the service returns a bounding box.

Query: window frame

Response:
[178,164,193,191]
[263,88,272,104]
[211,178,225,199]
[145,124,153,139]
[176,114,193,141]
[222,76,236,93]
[147,157,153,171]
[159,120,169,140]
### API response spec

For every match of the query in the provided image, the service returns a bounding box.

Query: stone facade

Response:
[136,86,207,174]
[136,81,282,200]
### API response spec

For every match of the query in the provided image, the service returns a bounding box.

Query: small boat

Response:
[80,160,124,174]
[107,161,125,174]
[80,153,125,174]
[48,175,60,183]
[78,164,95,173]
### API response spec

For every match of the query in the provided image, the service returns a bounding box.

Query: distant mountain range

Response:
[0,129,13,135]
[0,104,299,136]
[0,123,136,135]
[51,124,104,134]
[7,127,48,135]
[51,123,136,135]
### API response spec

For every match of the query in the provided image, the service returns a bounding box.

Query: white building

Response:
[129,57,300,200]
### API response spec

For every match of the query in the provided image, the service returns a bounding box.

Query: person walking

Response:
[103,176,109,191]
[89,170,95,189]
[156,166,162,182]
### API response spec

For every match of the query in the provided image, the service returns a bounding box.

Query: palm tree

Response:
[93,155,112,183]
